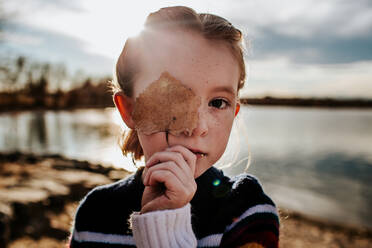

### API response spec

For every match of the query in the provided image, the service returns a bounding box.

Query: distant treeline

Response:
[0,55,114,111]
[240,97,372,108]
[1,56,372,112]
[0,79,114,111]
[2,88,372,112]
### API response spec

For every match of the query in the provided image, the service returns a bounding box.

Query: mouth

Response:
[189,148,207,159]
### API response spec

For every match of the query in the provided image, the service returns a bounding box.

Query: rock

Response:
[0,152,131,246]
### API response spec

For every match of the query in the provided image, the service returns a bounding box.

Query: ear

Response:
[114,92,135,129]
[234,102,240,117]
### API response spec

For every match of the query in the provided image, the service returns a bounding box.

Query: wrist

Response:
[130,204,196,248]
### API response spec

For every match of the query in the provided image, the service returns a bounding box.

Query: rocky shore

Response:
[1,152,371,248]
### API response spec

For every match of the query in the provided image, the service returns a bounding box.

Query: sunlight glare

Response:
[78,0,212,59]
[80,0,148,59]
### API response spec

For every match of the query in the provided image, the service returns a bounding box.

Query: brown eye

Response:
[209,98,229,109]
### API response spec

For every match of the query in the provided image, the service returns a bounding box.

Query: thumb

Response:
[141,195,169,214]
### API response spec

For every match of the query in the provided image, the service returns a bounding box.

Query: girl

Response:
[69,6,279,248]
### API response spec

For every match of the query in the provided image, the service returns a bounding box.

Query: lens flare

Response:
[213,179,221,187]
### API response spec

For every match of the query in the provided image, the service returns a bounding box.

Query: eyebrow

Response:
[211,86,237,97]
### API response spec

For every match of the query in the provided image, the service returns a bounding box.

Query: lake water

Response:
[1,106,372,229]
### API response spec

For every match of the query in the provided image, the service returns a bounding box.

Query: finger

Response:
[144,167,197,205]
[141,194,181,213]
[166,145,197,177]
[141,195,168,213]
[148,170,196,203]
[142,169,197,213]
[147,169,187,194]
[146,151,185,169]
[141,166,149,185]
[144,161,188,187]
[145,151,192,181]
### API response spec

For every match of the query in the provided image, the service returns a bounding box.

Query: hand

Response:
[141,145,197,213]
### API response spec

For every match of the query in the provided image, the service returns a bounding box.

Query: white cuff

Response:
[130,204,197,248]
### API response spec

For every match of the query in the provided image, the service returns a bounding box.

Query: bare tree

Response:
[52,63,67,92]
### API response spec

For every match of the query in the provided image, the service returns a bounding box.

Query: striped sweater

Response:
[69,166,279,248]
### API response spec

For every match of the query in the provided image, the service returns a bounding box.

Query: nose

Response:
[189,108,208,137]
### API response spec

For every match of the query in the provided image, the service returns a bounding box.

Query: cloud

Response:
[31,0,84,12]
[2,0,371,98]
[225,0,372,64]
[244,26,372,64]
[1,31,43,46]
[1,22,113,76]
[227,0,372,37]
[241,56,372,98]
[4,0,84,14]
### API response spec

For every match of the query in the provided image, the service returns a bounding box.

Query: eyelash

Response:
[208,98,231,110]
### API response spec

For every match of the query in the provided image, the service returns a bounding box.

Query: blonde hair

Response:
[112,6,247,161]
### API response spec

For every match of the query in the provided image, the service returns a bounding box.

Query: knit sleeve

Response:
[130,203,197,248]
[219,175,280,248]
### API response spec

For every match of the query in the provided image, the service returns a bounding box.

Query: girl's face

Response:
[133,30,240,178]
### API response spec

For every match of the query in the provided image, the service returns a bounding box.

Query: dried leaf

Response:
[133,72,200,136]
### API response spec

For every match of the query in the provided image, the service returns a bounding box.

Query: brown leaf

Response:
[133,72,200,136]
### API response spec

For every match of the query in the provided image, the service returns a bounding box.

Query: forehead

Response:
[132,30,240,98]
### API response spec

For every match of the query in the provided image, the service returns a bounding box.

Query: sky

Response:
[1,0,372,98]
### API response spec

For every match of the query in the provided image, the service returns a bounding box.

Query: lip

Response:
[195,153,206,159]
[188,148,207,158]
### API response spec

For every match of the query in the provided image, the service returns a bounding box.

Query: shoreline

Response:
[1,96,372,113]
[278,208,372,247]
[240,97,372,109]
[1,152,371,247]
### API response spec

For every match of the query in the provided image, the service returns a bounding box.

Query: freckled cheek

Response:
[208,119,232,165]
[208,110,235,130]
[208,111,234,145]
